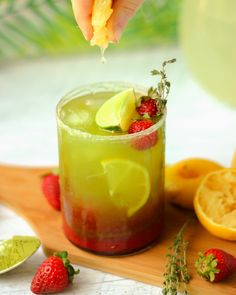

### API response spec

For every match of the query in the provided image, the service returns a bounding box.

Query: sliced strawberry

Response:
[195,248,236,282]
[41,173,60,211]
[136,98,158,117]
[128,119,157,150]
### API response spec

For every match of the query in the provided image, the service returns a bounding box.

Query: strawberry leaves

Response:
[195,252,220,282]
[55,251,80,283]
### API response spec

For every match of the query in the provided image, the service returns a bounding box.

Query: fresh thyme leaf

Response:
[139,58,176,120]
[151,69,160,75]
[162,221,191,295]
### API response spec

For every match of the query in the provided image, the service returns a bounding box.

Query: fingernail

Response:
[108,29,121,43]
[84,30,93,41]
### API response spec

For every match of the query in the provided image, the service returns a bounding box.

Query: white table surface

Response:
[0,46,235,295]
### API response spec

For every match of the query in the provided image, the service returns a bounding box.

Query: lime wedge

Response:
[0,236,41,274]
[95,88,136,131]
[101,159,150,216]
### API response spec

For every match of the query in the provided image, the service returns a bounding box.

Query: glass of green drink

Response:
[56,82,166,256]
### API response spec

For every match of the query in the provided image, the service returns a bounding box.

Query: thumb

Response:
[107,0,144,42]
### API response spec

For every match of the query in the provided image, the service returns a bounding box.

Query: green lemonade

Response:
[57,82,165,255]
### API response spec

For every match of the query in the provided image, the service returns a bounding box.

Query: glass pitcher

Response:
[179,0,236,107]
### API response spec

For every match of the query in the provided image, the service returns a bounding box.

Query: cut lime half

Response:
[95,88,136,131]
[101,159,150,216]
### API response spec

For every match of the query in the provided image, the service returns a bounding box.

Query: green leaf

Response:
[151,69,160,75]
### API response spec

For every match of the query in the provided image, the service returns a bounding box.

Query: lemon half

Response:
[165,158,223,209]
[194,168,236,241]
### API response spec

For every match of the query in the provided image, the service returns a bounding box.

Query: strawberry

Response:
[136,98,158,117]
[41,173,60,211]
[128,119,154,133]
[128,119,157,150]
[195,248,236,282]
[31,251,79,294]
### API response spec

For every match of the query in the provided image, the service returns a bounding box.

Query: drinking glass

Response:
[56,82,165,255]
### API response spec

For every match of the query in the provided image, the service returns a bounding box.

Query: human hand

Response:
[71,0,145,42]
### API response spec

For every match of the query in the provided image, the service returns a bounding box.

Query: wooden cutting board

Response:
[0,164,235,294]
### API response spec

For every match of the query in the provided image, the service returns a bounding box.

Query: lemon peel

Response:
[194,168,236,241]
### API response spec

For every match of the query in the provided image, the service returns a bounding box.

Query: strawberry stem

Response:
[195,252,219,282]
[55,251,80,282]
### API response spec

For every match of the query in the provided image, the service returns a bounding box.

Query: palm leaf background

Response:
[0,0,181,61]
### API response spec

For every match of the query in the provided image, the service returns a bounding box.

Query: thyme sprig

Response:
[162,221,191,295]
[139,58,176,119]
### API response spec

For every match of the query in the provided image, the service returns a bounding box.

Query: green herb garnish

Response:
[162,221,191,295]
[138,58,176,119]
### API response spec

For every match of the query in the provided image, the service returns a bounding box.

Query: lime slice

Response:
[95,88,136,131]
[0,236,41,274]
[101,159,150,216]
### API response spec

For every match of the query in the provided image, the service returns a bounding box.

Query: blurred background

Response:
[0,0,235,166]
[0,0,180,60]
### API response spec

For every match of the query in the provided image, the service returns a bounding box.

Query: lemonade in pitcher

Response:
[56,61,175,255]
[180,0,236,107]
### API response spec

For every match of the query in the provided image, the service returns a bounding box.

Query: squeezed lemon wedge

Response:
[91,0,113,52]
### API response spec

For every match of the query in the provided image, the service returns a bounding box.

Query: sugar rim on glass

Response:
[56,81,166,141]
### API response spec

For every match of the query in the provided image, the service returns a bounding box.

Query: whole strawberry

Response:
[128,119,157,150]
[136,98,158,117]
[41,173,60,210]
[31,251,79,294]
[195,248,236,282]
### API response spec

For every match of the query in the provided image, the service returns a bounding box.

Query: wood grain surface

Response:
[0,164,235,295]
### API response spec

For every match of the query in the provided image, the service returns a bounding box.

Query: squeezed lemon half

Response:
[101,159,150,216]
[91,0,113,51]
[194,168,236,241]
[165,158,223,209]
